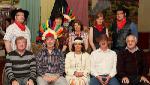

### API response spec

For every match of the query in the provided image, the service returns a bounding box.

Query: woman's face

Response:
[74,23,81,32]
[55,18,62,25]
[96,16,104,25]
[74,43,82,52]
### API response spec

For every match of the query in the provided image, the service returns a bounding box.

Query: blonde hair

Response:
[15,36,27,45]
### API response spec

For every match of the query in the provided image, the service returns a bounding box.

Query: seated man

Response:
[117,34,150,85]
[36,32,68,85]
[5,36,36,85]
[90,34,120,85]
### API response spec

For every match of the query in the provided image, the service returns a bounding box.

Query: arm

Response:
[29,55,36,82]
[89,27,96,50]
[84,32,89,51]
[5,55,16,83]
[109,52,117,77]
[117,52,127,78]
[82,53,90,76]
[59,51,65,76]
[36,50,44,76]
[4,40,12,53]
[90,52,98,77]
[130,22,138,38]
[68,33,73,51]
[65,53,76,76]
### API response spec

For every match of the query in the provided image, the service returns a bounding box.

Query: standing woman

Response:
[65,37,90,85]
[89,12,109,51]
[69,20,88,51]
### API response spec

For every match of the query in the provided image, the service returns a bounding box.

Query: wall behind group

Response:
[138,0,150,32]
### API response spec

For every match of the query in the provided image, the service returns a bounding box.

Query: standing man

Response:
[110,7,138,52]
[3,8,31,53]
[90,34,120,85]
[36,31,68,85]
[5,36,36,85]
[117,34,150,85]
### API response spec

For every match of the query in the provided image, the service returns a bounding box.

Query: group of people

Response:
[3,7,150,85]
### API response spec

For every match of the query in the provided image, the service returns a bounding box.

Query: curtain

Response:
[19,0,40,42]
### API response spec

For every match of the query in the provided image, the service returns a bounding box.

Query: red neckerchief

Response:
[95,24,104,32]
[117,18,126,30]
[15,21,26,31]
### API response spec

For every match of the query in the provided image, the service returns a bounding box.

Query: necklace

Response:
[74,52,83,71]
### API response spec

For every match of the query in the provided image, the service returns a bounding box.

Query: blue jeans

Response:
[90,76,120,85]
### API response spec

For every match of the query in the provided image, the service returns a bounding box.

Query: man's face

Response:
[74,43,82,52]
[16,39,27,51]
[117,10,125,21]
[45,37,55,48]
[126,36,137,50]
[96,16,104,25]
[15,12,25,23]
[99,40,108,49]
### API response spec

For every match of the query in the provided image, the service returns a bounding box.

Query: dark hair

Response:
[72,20,84,31]
[98,34,109,42]
[50,13,64,26]
[71,37,85,53]
[114,7,129,17]
[94,12,105,26]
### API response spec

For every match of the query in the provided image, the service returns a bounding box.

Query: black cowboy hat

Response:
[11,8,29,20]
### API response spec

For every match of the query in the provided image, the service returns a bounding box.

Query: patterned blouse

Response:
[36,48,65,76]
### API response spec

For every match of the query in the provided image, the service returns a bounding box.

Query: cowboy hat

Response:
[11,8,29,20]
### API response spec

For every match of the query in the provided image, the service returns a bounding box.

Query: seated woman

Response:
[69,20,88,51]
[65,37,90,85]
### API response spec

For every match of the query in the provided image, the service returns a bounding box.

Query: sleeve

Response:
[3,26,14,41]
[117,51,127,78]
[36,50,44,76]
[109,52,117,77]
[140,50,149,77]
[65,53,76,76]
[90,52,98,77]
[5,55,16,83]
[83,53,90,76]
[59,51,65,76]
[130,22,138,38]
[29,55,37,81]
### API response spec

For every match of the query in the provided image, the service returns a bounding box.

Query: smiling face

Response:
[74,43,82,52]
[74,23,81,32]
[126,35,137,50]
[16,38,27,52]
[116,10,126,21]
[96,16,104,25]
[55,18,62,25]
[15,12,25,23]
[45,37,56,48]
[99,39,108,49]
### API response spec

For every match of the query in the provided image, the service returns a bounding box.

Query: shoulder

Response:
[24,50,33,55]
[6,23,17,31]
[8,50,17,56]
[66,52,74,56]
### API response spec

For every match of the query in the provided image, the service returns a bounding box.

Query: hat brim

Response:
[11,8,29,20]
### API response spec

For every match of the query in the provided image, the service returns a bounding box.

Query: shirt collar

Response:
[125,46,139,53]
[99,48,110,52]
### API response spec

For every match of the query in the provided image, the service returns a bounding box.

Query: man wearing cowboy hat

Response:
[110,7,138,53]
[3,8,31,53]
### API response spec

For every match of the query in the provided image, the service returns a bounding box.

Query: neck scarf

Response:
[117,18,126,30]
[95,24,104,32]
[15,21,26,31]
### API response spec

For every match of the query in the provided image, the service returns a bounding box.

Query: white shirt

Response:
[3,23,31,50]
[90,48,117,77]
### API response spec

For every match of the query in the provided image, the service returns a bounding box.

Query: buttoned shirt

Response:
[90,48,117,77]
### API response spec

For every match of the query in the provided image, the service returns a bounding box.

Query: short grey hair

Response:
[126,34,138,43]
